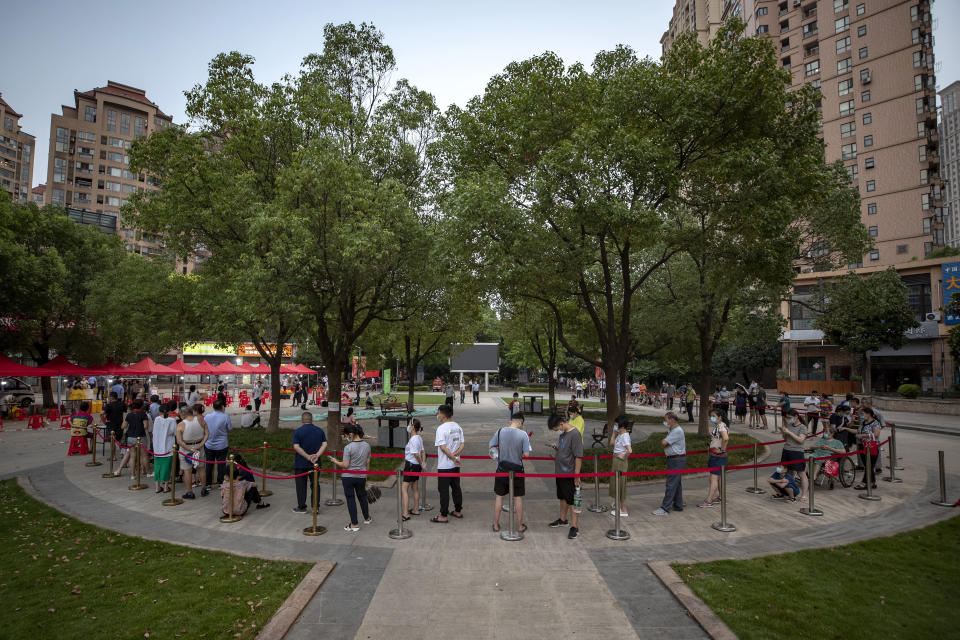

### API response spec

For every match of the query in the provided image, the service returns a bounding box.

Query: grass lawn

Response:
[582,410,664,424]
[228,427,403,477]
[0,479,310,640]
[374,392,446,405]
[673,515,960,640]
[579,432,758,483]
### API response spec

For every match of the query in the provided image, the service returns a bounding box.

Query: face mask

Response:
[613,425,619,432]
[407,425,413,435]
[663,421,670,428]
[776,466,785,474]
[710,416,717,424]
[788,418,795,425]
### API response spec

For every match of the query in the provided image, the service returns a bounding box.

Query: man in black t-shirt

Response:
[829,404,856,450]
[101,392,126,457]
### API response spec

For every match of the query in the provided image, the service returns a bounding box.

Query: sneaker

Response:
[363,518,372,525]
[344,524,360,532]
[697,501,714,508]
[567,526,579,539]
[651,507,669,516]
[291,506,307,514]
[673,506,684,512]
[548,518,569,527]
[619,511,629,517]
[200,487,209,497]
[770,494,785,500]
[183,491,195,499]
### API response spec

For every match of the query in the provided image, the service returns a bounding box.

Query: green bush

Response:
[897,383,921,399]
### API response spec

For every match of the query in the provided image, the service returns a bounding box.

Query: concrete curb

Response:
[648,561,738,640]
[256,560,337,640]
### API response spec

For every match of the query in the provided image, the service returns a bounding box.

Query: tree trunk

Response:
[862,352,872,394]
[547,367,556,413]
[325,358,345,454]
[697,369,712,437]
[265,361,282,433]
[603,361,622,426]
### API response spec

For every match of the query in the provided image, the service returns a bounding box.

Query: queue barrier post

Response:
[163,445,184,506]
[303,464,326,535]
[711,465,736,532]
[500,471,523,542]
[859,445,881,502]
[931,450,953,507]
[220,454,243,523]
[890,423,903,471]
[745,442,765,494]
[102,436,117,478]
[799,456,823,516]
[884,425,902,484]
[389,469,412,540]
[259,442,273,497]
[605,471,630,541]
[129,437,147,491]
[418,471,434,512]
[325,449,344,506]
[85,427,102,467]
[588,454,608,513]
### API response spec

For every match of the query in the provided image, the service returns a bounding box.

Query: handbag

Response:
[366,485,382,504]
[864,439,880,457]
[823,460,839,477]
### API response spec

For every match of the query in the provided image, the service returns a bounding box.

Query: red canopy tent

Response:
[211,361,244,374]
[123,357,178,376]
[279,363,299,373]
[165,359,195,374]
[37,355,103,376]
[289,364,315,374]
[99,360,128,376]
[187,360,219,374]
[237,362,257,373]
[0,354,42,377]
[249,363,272,374]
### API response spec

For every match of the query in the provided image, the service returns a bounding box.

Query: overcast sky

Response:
[5,0,959,188]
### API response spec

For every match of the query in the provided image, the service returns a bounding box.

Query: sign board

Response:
[237,343,293,358]
[183,342,234,356]
[383,369,391,394]
[904,321,940,340]
[328,402,339,413]
[450,343,499,373]
[944,261,960,325]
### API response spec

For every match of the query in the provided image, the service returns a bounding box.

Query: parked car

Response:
[1,377,36,410]
[431,377,443,391]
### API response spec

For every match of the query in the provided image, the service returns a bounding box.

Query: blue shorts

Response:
[707,454,727,476]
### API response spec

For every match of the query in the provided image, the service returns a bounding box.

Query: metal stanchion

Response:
[325,449,344,506]
[220,454,243,522]
[745,443,765,494]
[85,427,102,467]
[259,441,273,497]
[418,471,433,512]
[303,464,326,535]
[389,469,413,539]
[773,408,780,433]
[884,429,902,483]
[129,437,147,490]
[500,471,524,541]
[859,445,880,501]
[931,450,953,507]
[588,454,609,512]
[102,436,117,478]
[163,445,184,506]
[606,471,630,540]
[799,457,823,516]
[712,465,737,532]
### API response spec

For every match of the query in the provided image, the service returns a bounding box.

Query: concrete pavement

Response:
[3,393,959,639]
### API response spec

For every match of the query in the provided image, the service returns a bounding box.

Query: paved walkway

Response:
[3,395,958,639]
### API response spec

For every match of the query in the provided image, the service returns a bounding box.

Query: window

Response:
[858,24,867,37]
[757,6,768,17]
[809,78,822,89]
[134,117,146,137]
[917,122,926,138]
[51,188,65,207]
[868,225,878,238]
[106,196,121,207]
[869,249,879,261]
[797,356,826,380]
[53,157,66,183]
[863,112,872,125]
[866,180,876,192]
[867,202,877,215]
[122,183,137,194]
[841,121,856,137]
[781,38,790,51]
[920,169,929,184]
[120,114,130,136]
[108,137,124,148]
[782,56,791,69]
[805,60,820,76]
[841,143,857,160]
[856,3,865,15]
[2,117,11,131]
[859,46,868,59]
[77,131,95,143]
[897,245,908,254]
[54,127,69,152]
[106,109,117,132]
[106,166,122,177]
[840,99,855,116]
[104,181,122,192]
[836,36,851,54]
[865,156,874,169]
[911,5,920,21]
[837,57,853,74]
[919,145,927,162]
[861,90,871,102]
[835,16,850,33]
[916,98,926,115]
[802,21,818,37]
[839,78,854,95]
[75,161,93,174]
[923,218,932,234]
[921,193,930,209]
[757,25,769,34]
[847,164,859,180]
[834,0,849,12]
[914,74,924,91]
[84,106,96,122]
[912,27,922,44]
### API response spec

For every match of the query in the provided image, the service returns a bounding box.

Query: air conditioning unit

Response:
[793,0,801,6]
[926,311,942,322]
[862,73,871,84]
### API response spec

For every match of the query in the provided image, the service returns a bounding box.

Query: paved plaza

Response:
[2,395,958,639]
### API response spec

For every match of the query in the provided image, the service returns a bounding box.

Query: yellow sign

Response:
[182,342,235,356]
[238,343,293,358]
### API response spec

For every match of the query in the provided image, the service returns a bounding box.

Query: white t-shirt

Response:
[803,396,820,413]
[151,416,177,456]
[613,431,631,456]
[240,411,257,428]
[405,433,424,464]
[186,391,201,405]
[435,421,464,469]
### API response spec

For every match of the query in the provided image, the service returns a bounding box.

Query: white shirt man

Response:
[433,405,465,521]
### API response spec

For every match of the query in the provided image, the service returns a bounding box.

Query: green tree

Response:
[501,300,562,410]
[0,197,126,407]
[813,268,918,392]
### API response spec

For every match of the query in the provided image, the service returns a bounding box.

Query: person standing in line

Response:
[509,392,522,419]
[431,404,464,523]
[472,380,480,404]
[201,400,233,496]
[652,412,686,516]
[781,408,809,500]
[96,375,106,401]
[291,412,328,513]
[490,412,531,532]
[185,384,201,407]
[803,390,821,432]
[855,407,882,490]
[609,415,632,517]
[152,401,178,493]
[113,398,151,479]
[684,384,696,422]
[175,406,207,499]
[547,413,584,538]
[444,381,455,408]
[253,378,263,412]
[459,379,466,404]
[699,409,729,507]
[402,419,425,519]
[111,378,125,403]
[568,405,585,440]
[666,382,676,410]
[102,391,126,456]
[148,395,162,421]
[328,424,372,531]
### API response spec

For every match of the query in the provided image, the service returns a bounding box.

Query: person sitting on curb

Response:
[768,465,800,501]
[547,413,584,539]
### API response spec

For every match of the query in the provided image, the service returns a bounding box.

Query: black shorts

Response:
[402,461,421,483]
[494,465,525,497]
[555,477,575,505]
[756,406,766,415]
[781,449,806,472]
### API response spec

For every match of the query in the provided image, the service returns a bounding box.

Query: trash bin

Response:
[522,395,544,415]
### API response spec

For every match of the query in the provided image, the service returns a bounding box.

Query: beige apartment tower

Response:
[0,93,35,205]
[664,0,942,266]
[44,81,173,257]
[661,0,726,53]
[940,80,960,247]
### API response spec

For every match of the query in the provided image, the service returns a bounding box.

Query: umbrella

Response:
[0,354,43,377]
[123,357,179,375]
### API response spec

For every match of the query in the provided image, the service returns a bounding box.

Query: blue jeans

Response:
[342,476,370,525]
[661,456,686,511]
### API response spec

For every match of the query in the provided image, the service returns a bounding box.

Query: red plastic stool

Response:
[60,416,72,430]
[46,408,60,422]
[67,436,90,456]
[28,414,45,430]
[11,407,26,421]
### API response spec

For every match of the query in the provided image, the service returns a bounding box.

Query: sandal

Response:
[451,512,464,519]
[255,503,271,510]
[409,511,421,516]
[492,524,500,532]
[402,515,411,521]
[519,523,528,533]
[430,516,449,523]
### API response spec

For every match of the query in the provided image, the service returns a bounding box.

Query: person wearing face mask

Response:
[781,408,809,500]
[652,412,686,516]
[608,415,632,517]
[767,465,800,501]
[402,419,425,519]
[699,409,729,508]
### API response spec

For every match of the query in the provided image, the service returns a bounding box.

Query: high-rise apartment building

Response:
[30,184,45,206]
[0,93,35,205]
[661,0,726,53]
[44,81,173,258]
[940,80,960,247]
[663,0,942,266]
